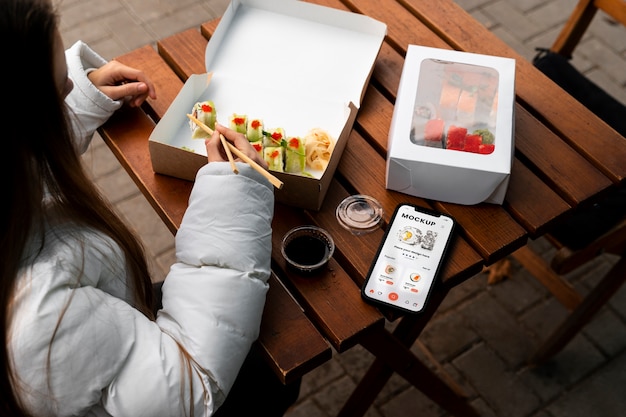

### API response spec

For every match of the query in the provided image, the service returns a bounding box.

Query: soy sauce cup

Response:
[281,226,335,274]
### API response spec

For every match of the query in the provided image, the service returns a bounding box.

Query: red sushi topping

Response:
[233,117,245,125]
[288,138,300,149]
[252,143,262,152]
[251,120,261,129]
[446,125,467,150]
[464,134,482,153]
[270,150,280,158]
[201,103,213,113]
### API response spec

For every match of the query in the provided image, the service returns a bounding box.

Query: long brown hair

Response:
[0,0,154,414]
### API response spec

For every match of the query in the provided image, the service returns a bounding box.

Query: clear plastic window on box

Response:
[410,59,499,155]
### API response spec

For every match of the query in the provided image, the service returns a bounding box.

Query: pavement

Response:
[56,0,626,416]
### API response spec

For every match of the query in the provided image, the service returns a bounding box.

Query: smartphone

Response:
[361,203,456,314]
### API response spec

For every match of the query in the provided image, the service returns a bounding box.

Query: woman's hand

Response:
[206,124,268,169]
[88,60,157,107]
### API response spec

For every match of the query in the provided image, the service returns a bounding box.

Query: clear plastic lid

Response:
[336,195,384,235]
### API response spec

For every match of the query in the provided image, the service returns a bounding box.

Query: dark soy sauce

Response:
[284,235,329,267]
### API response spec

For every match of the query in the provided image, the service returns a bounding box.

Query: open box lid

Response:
[204,0,387,110]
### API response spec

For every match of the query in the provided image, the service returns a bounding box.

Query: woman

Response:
[1,0,293,415]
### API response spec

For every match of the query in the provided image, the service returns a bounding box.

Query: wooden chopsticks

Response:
[219,131,238,174]
[187,114,284,189]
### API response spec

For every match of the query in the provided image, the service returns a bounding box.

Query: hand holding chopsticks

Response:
[187,114,284,189]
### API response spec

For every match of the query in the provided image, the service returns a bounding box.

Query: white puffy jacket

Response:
[9,41,274,416]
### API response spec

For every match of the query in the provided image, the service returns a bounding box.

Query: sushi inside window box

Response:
[387,45,516,205]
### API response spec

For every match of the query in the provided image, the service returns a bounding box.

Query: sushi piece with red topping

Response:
[446,125,467,150]
[190,100,216,139]
[247,118,264,142]
[229,114,247,135]
[263,146,284,172]
[263,127,285,148]
[423,118,444,147]
[284,136,306,173]
[463,133,482,153]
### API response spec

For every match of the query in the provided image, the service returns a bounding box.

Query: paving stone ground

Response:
[56,0,626,415]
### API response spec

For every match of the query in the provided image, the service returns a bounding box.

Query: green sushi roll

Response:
[263,146,284,172]
[229,113,247,134]
[247,118,264,142]
[284,136,306,173]
[263,127,285,148]
[190,100,216,139]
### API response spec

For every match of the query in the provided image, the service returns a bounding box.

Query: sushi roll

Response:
[284,136,306,173]
[438,79,461,121]
[446,125,467,151]
[263,146,284,172]
[423,118,444,148]
[456,88,477,126]
[263,127,285,147]
[229,114,247,134]
[190,100,216,139]
[247,118,264,142]
[475,71,499,122]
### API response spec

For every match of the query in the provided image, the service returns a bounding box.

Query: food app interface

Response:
[364,205,454,313]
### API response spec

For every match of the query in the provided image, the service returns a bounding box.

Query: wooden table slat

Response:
[513,105,612,207]
[157,28,208,80]
[505,160,572,237]
[260,273,332,384]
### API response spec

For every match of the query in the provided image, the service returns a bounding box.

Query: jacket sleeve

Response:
[64,41,123,154]
[107,162,275,415]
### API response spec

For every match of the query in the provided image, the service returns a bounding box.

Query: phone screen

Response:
[362,204,455,313]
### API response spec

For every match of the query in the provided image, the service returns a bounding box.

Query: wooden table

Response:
[98,0,626,415]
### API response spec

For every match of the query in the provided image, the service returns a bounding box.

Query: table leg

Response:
[530,254,626,365]
[336,352,394,417]
[338,285,478,417]
[356,329,478,416]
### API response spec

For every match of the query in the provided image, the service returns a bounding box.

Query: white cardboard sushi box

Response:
[386,45,516,205]
[148,0,386,210]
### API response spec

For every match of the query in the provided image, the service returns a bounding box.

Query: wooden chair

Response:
[550,0,626,58]
[509,0,626,365]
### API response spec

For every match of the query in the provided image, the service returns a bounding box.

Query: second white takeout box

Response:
[148,0,387,210]
[386,45,516,205]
